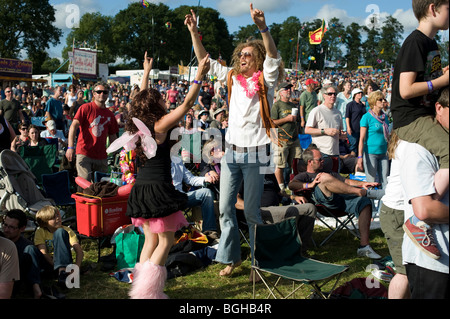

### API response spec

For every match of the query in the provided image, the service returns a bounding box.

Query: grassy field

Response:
[58,224,390,300]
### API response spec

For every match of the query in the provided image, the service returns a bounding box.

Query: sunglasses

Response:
[324,92,337,96]
[238,51,252,58]
[94,90,109,95]
[377,98,384,102]
[5,91,11,93]
[20,127,28,130]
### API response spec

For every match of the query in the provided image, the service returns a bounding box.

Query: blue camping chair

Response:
[41,170,75,210]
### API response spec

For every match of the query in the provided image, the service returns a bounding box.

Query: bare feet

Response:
[219,261,242,277]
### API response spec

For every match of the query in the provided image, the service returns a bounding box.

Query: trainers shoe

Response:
[371,268,393,282]
[357,245,382,259]
[403,217,440,260]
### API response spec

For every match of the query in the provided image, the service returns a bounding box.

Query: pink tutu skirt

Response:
[131,210,188,233]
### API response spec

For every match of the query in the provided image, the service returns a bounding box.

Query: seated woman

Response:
[24,125,48,147]
[11,123,30,152]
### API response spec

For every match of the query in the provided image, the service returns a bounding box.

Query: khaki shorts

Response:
[379,203,406,275]
[274,138,302,168]
[76,154,108,182]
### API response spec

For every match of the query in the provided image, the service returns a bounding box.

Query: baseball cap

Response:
[305,78,318,86]
[46,120,56,130]
[277,82,293,91]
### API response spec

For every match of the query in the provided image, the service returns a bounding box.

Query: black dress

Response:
[126,129,188,219]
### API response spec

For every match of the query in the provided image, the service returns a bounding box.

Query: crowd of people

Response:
[1,0,448,300]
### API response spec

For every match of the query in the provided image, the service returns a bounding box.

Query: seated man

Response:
[1,209,56,299]
[40,119,67,149]
[288,146,383,259]
[236,173,317,255]
[171,157,219,238]
[0,237,19,299]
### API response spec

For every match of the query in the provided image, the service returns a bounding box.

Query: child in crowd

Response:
[34,206,83,286]
[391,0,449,259]
[106,52,210,299]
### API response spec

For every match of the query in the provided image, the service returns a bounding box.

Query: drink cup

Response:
[291,108,298,117]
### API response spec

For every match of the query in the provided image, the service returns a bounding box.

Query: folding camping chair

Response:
[41,170,76,214]
[292,187,360,247]
[19,144,57,184]
[252,217,348,299]
[314,204,360,246]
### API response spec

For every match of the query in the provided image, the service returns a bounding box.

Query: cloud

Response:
[53,0,97,31]
[392,8,417,33]
[315,4,362,26]
[217,0,293,17]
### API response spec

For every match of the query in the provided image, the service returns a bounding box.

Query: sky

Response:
[47,0,448,60]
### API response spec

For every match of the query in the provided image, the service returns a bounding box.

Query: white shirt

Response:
[397,140,449,274]
[40,129,67,143]
[380,154,404,210]
[209,55,281,147]
[306,104,342,156]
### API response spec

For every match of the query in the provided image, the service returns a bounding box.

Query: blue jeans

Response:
[347,133,360,154]
[363,153,389,189]
[53,227,74,270]
[186,188,217,232]
[215,148,268,264]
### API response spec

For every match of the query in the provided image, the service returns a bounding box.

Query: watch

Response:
[321,129,325,135]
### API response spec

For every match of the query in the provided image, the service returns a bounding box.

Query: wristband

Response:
[193,80,201,85]
[427,81,433,93]
[260,26,269,33]
[305,183,308,189]
[358,156,362,159]
[321,128,325,135]
[68,147,75,150]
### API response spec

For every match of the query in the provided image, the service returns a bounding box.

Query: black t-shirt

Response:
[391,30,443,130]
[345,100,366,133]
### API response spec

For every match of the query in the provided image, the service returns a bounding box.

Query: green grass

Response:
[59,225,389,300]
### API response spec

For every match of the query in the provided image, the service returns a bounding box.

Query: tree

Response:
[174,6,233,66]
[111,2,174,69]
[378,15,404,68]
[276,17,302,69]
[62,12,116,64]
[362,18,381,67]
[232,24,260,46]
[322,18,346,68]
[343,23,363,70]
[0,0,61,59]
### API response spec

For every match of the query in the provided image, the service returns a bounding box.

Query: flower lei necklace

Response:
[236,71,261,98]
